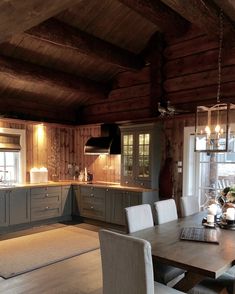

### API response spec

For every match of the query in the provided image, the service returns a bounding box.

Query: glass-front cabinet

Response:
[120,123,162,189]
[138,133,150,179]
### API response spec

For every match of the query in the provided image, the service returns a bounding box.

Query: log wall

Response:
[79,24,235,210]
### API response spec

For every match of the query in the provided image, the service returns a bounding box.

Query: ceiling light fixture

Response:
[195,9,235,152]
[158,101,175,117]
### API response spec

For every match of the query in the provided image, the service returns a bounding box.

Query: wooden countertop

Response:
[0,181,156,192]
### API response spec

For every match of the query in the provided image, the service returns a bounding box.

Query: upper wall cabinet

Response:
[120,123,162,189]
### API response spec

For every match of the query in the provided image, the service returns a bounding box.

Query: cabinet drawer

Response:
[81,193,105,204]
[80,187,105,201]
[31,203,61,221]
[31,186,61,196]
[80,202,105,221]
[31,192,61,202]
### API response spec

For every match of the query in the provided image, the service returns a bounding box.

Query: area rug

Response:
[0,226,100,278]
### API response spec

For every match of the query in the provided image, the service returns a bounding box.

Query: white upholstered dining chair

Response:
[99,229,185,294]
[154,199,178,224]
[180,196,200,217]
[125,204,185,286]
[125,204,154,233]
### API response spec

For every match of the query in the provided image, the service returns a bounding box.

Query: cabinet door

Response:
[129,191,142,206]
[9,188,30,225]
[135,131,151,188]
[61,186,72,216]
[73,185,81,216]
[106,189,130,225]
[121,125,153,188]
[0,190,9,227]
[121,133,134,186]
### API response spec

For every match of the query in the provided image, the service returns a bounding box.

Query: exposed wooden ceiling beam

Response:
[0,95,76,124]
[213,0,235,22]
[0,55,107,100]
[26,18,145,71]
[161,0,235,41]
[118,0,189,37]
[0,0,83,44]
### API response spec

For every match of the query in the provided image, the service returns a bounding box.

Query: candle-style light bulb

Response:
[215,124,221,133]
[205,126,211,134]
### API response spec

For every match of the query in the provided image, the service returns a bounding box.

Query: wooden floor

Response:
[0,221,123,294]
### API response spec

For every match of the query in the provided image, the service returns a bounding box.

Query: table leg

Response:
[173,272,205,292]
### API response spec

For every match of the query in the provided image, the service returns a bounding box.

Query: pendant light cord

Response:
[217,9,224,104]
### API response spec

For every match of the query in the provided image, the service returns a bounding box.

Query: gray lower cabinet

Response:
[9,188,30,225]
[31,186,61,221]
[78,185,156,225]
[61,185,72,216]
[105,189,141,225]
[0,190,9,227]
[79,186,106,221]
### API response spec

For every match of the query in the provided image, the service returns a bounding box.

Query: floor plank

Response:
[0,249,102,294]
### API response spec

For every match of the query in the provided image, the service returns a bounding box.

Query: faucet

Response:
[0,170,9,184]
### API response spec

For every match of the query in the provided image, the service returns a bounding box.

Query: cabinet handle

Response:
[90,206,94,209]
[140,183,144,186]
[106,189,109,192]
[46,193,49,197]
[90,194,94,197]
[45,206,49,210]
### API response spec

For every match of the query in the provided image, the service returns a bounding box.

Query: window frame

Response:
[0,127,26,183]
[183,125,235,207]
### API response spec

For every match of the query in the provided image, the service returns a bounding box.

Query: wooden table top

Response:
[130,212,235,279]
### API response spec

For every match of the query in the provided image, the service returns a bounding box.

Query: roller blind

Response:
[0,133,21,151]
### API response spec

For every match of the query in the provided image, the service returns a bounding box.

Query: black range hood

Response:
[84,124,121,155]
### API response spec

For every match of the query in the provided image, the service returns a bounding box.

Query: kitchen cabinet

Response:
[61,185,72,217]
[31,186,61,221]
[105,189,141,225]
[120,123,162,190]
[9,188,30,225]
[105,188,155,225]
[79,186,106,221]
[0,190,9,227]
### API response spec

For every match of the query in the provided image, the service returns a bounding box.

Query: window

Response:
[0,128,26,184]
[0,152,20,183]
[183,126,235,208]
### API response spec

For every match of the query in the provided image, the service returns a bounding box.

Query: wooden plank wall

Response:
[74,125,121,183]
[0,119,75,182]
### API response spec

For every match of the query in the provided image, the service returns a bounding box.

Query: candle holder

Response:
[218,203,235,229]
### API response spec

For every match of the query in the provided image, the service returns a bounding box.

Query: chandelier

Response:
[195,9,235,152]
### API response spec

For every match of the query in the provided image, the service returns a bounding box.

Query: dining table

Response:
[129,212,235,292]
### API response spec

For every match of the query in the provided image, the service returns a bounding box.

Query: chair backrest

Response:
[99,229,154,294]
[125,204,154,233]
[180,196,199,217]
[154,199,178,224]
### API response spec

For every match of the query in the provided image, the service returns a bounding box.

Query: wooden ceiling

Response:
[0,0,235,124]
